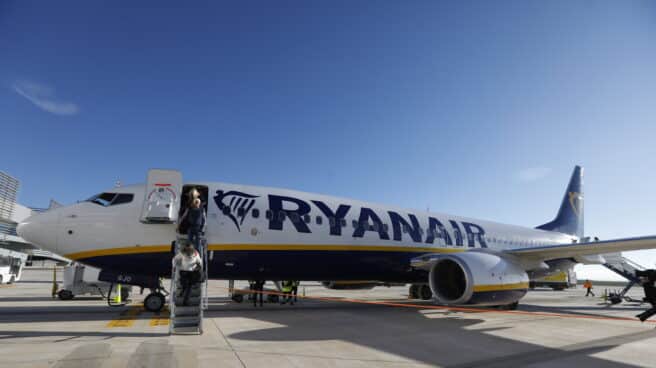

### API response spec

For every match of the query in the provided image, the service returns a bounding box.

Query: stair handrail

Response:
[623,257,646,271]
[169,239,180,335]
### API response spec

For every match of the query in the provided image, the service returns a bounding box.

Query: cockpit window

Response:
[111,194,134,205]
[85,192,134,206]
[86,192,117,206]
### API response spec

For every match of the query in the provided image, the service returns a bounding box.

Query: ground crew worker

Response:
[291,280,300,303]
[248,280,256,303]
[584,279,595,297]
[281,280,294,305]
[254,280,265,307]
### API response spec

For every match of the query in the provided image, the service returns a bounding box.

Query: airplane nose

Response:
[17,213,60,254]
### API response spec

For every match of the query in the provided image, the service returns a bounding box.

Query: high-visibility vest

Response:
[282,281,293,292]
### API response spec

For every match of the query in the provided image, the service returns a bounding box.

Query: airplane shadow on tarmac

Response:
[0,299,654,367]
[212,303,655,368]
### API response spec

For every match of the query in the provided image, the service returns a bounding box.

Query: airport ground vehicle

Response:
[530,269,577,290]
[57,263,130,300]
[230,287,280,304]
[0,248,27,284]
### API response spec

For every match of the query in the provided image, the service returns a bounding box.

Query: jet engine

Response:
[425,252,529,306]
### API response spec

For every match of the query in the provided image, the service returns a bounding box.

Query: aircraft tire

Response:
[58,289,74,300]
[144,292,165,312]
[419,285,433,300]
[409,284,419,299]
[502,301,519,310]
[8,276,15,284]
[232,294,244,303]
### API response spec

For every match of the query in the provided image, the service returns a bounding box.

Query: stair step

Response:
[175,284,202,290]
[171,325,201,334]
[174,306,200,316]
[173,316,201,326]
[175,297,201,307]
[175,292,201,300]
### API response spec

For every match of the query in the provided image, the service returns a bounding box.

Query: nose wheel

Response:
[144,292,166,312]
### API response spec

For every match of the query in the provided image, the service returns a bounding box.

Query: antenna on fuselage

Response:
[115,180,122,188]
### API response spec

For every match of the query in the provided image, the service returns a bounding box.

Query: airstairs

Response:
[169,235,208,334]
[602,253,646,304]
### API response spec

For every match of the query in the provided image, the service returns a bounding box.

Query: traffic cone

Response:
[115,284,122,304]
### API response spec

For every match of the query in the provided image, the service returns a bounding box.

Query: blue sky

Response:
[2,1,656,278]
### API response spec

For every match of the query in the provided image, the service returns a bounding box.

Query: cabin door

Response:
[140,169,183,223]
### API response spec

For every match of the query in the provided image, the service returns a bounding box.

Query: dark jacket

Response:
[181,207,205,230]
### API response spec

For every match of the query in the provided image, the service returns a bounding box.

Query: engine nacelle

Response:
[428,252,529,306]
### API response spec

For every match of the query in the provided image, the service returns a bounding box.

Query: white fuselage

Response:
[19,182,575,282]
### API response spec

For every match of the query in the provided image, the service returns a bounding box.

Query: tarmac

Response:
[1,268,655,368]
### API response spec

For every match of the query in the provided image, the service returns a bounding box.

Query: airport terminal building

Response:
[0,171,65,261]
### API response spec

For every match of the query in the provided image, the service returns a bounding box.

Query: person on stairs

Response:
[179,198,206,253]
[172,243,203,306]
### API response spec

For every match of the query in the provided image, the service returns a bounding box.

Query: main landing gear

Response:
[409,284,433,300]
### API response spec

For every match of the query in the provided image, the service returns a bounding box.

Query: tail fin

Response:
[536,166,584,238]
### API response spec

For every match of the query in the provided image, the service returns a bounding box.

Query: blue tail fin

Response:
[536,166,584,238]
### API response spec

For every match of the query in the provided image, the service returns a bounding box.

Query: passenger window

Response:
[340,219,346,227]
[278,211,286,221]
[316,216,322,225]
[383,224,389,232]
[111,193,134,205]
[304,214,311,223]
[290,213,300,223]
[252,209,260,218]
[352,220,358,228]
[372,223,379,231]
[265,210,272,220]
[329,217,336,227]
[237,208,245,217]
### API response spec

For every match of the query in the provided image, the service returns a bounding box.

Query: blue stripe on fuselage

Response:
[77,250,429,282]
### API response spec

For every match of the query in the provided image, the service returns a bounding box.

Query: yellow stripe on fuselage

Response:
[64,243,465,260]
[65,245,171,260]
[473,282,529,292]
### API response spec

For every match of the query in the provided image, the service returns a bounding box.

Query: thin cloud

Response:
[516,167,552,182]
[12,81,79,116]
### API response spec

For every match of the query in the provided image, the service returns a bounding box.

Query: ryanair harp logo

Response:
[214,190,259,232]
[568,191,583,216]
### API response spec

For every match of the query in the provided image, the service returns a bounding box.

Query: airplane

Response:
[17,166,656,312]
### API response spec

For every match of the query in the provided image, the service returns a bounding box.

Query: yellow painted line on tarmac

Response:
[149,310,170,326]
[106,306,142,328]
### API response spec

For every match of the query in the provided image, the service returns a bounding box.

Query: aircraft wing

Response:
[506,235,656,262]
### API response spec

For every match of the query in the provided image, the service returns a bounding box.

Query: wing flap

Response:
[507,235,656,261]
